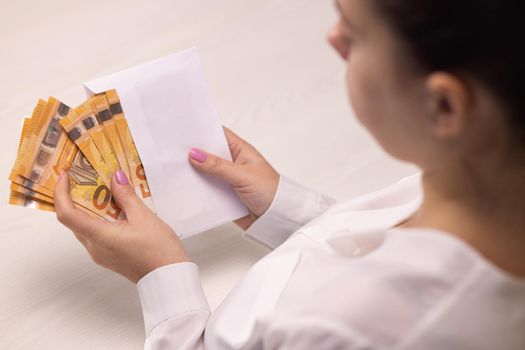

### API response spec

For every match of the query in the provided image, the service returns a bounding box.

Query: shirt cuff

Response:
[243,175,337,249]
[137,262,210,337]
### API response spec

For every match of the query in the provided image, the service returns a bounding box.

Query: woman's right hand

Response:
[188,127,279,230]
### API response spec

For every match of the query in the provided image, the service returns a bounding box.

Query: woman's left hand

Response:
[54,170,189,283]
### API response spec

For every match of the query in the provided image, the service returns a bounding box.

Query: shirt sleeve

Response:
[138,262,210,350]
[243,175,337,249]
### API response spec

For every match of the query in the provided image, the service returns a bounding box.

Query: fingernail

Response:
[115,170,129,185]
[189,148,207,163]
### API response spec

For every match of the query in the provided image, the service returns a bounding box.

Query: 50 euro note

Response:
[59,97,134,195]
[59,101,127,221]
[76,101,121,176]
[9,191,55,212]
[88,95,131,179]
[11,97,123,221]
[60,106,113,187]
[10,182,53,204]
[9,102,55,199]
[9,114,55,211]
[104,89,154,211]
[90,94,132,183]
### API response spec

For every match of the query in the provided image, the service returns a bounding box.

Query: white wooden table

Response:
[0,1,416,348]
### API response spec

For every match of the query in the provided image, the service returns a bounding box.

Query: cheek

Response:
[344,53,427,159]
[346,54,389,133]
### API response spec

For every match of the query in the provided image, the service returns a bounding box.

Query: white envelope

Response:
[83,48,248,238]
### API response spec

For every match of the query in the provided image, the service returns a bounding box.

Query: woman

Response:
[54,0,525,348]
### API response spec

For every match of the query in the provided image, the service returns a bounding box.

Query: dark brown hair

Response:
[372,0,524,140]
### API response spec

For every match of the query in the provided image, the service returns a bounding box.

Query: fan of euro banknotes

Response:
[8,89,153,221]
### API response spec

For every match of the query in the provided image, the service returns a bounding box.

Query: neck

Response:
[405,155,525,277]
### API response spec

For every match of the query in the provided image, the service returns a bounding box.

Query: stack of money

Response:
[8,90,153,221]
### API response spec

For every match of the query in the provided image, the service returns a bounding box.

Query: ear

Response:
[425,72,473,138]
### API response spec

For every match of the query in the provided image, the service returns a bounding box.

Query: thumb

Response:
[188,148,245,185]
[54,172,106,237]
[110,170,146,219]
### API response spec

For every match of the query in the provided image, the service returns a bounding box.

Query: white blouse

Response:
[137,174,525,350]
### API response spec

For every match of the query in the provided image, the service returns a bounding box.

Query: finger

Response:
[54,172,106,235]
[222,126,244,147]
[110,170,147,219]
[188,148,247,185]
[222,126,255,155]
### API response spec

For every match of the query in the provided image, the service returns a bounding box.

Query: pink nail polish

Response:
[115,170,129,185]
[189,148,207,163]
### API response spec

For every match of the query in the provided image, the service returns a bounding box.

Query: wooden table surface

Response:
[0,1,416,348]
